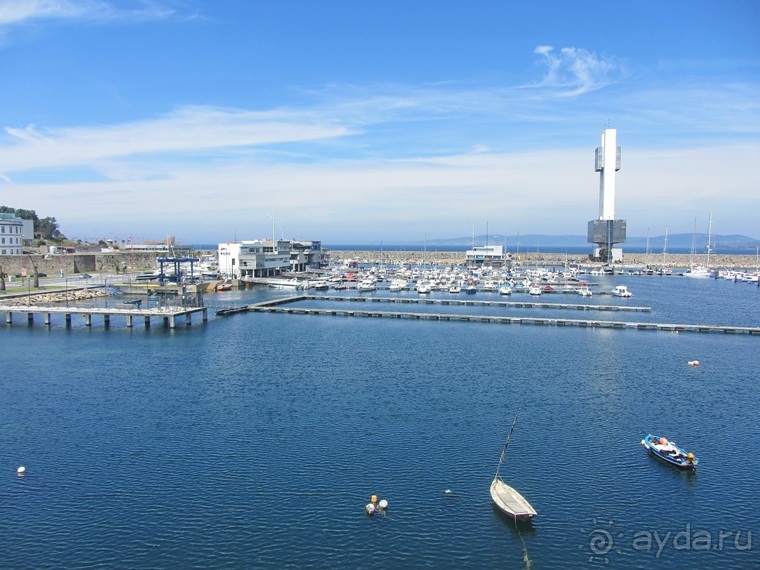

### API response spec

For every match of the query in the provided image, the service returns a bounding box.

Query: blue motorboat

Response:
[641,434,698,469]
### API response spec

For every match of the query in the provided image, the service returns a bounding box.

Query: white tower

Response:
[596,128,620,220]
[588,127,626,265]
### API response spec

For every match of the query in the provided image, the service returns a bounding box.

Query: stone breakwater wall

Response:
[0,252,158,276]
[328,251,760,270]
[4,288,111,306]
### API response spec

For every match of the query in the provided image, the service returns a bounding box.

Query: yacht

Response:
[611,285,633,298]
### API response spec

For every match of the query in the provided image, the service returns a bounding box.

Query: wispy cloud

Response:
[0,0,178,27]
[530,45,622,96]
[0,106,352,178]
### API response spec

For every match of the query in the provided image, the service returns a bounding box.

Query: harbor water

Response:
[1,275,758,568]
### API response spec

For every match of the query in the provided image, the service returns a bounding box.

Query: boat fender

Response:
[378,499,388,510]
[365,503,376,516]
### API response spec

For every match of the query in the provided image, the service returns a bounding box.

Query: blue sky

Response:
[0,1,758,245]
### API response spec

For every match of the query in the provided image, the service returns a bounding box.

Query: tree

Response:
[0,207,65,240]
[36,216,63,240]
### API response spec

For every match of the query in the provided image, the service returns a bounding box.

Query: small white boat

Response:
[528,284,542,296]
[416,282,432,294]
[682,265,714,278]
[449,284,462,294]
[490,410,537,521]
[577,287,592,297]
[357,280,377,292]
[611,285,632,297]
[498,285,512,296]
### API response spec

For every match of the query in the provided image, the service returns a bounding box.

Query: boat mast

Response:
[706,210,713,267]
[495,409,521,480]
[663,226,668,267]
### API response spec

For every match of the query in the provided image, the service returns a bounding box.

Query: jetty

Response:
[2,304,208,329]
[230,295,760,336]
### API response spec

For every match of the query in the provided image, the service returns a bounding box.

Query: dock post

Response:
[84,314,91,326]
[65,314,71,327]
[144,316,151,328]
[185,313,191,326]
[45,313,51,326]
[27,313,34,325]
[202,307,208,322]
[168,315,175,329]
[104,314,110,327]
[126,315,133,327]
[6,311,11,324]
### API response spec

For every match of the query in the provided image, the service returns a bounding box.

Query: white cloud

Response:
[0,0,177,27]
[530,45,621,96]
[0,106,352,177]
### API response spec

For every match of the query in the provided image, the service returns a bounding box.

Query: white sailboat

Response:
[683,212,715,278]
[490,409,537,521]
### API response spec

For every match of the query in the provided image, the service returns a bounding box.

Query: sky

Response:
[0,1,759,245]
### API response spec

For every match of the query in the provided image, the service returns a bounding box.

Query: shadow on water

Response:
[492,504,536,569]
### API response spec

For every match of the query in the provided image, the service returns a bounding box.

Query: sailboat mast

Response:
[495,409,521,480]
[706,210,713,267]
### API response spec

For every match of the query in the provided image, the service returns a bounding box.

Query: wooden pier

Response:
[2,304,208,329]
[236,295,760,335]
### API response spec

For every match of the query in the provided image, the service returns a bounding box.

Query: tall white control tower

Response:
[587,128,626,264]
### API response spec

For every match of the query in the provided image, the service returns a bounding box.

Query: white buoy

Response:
[17,466,26,475]
[378,499,388,510]
[444,489,452,494]
[365,503,376,515]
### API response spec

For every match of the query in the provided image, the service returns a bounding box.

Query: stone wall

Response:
[0,252,159,276]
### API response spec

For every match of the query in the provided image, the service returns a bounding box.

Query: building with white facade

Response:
[0,214,24,255]
[218,239,324,279]
[465,245,509,267]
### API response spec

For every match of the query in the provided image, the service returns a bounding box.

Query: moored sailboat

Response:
[490,409,537,521]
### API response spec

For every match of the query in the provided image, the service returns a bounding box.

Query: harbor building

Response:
[218,239,324,279]
[0,213,24,255]
[587,128,626,264]
[465,245,510,267]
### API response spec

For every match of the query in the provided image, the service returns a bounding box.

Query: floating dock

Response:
[2,304,208,329]
[236,295,760,335]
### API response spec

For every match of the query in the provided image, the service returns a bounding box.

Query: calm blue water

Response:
[1,276,758,569]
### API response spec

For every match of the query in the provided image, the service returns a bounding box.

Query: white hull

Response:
[490,477,537,520]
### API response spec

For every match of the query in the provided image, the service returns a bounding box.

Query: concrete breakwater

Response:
[327,251,760,270]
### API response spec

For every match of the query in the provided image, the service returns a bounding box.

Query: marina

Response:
[2,262,759,570]
[239,295,760,335]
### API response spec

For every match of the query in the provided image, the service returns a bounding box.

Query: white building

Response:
[218,239,324,279]
[0,214,24,255]
[218,242,242,278]
[465,245,509,267]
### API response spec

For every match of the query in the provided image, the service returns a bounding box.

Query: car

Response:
[35,272,47,277]
[79,273,92,279]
